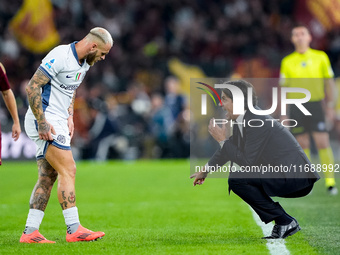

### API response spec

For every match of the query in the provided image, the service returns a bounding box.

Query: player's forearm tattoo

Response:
[26,69,50,125]
[30,159,58,211]
[38,122,51,133]
[68,91,76,116]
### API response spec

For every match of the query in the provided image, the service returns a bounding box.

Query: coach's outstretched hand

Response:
[38,121,56,141]
[190,170,208,186]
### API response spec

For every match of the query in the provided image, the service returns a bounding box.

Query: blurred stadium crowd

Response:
[1,0,340,160]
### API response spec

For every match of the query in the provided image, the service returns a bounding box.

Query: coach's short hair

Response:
[222,80,258,110]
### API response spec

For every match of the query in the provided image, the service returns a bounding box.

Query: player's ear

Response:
[89,43,98,52]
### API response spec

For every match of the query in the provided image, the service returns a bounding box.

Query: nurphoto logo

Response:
[197,82,312,128]
[199,83,311,116]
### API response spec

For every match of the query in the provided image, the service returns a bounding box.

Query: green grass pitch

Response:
[0,160,339,254]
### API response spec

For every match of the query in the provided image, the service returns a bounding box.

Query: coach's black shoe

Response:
[262,218,301,239]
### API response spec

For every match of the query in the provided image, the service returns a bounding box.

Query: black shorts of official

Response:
[289,101,326,135]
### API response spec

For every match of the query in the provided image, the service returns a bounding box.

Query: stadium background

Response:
[1,0,340,161]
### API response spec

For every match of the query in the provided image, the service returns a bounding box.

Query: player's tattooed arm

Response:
[67,91,76,139]
[26,69,50,125]
[26,69,55,140]
[68,91,76,116]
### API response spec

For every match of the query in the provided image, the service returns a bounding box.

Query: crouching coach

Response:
[190,80,319,239]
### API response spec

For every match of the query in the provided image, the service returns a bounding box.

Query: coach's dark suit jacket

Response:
[208,109,320,197]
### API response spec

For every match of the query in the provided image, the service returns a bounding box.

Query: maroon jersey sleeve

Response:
[0,65,10,91]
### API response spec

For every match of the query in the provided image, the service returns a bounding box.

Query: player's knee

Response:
[298,139,309,149]
[315,140,329,149]
[38,170,58,185]
[50,170,58,183]
[301,142,310,149]
[313,133,330,149]
[57,165,76,180]
[67,164,77,179]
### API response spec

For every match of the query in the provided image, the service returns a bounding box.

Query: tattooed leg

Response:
[44,141,105,237]
[57,172,76,209]
[29,158,58,211]
[45,145,77,210]
[57,170,76,209]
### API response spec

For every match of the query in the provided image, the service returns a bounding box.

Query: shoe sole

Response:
[90,236,103,242]
[262,222,301,239]
[282,225,301,239]
[19,240,56,243]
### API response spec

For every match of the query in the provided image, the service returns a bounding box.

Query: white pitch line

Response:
[250,207,291,255]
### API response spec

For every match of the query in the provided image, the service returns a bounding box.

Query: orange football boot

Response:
[66,225,105,242]
[20,230,56,243]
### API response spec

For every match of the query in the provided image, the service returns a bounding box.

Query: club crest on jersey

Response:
[45,59,55,69]
[57,135,66,144]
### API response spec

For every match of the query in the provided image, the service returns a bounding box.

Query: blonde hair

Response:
[86,27,113,46]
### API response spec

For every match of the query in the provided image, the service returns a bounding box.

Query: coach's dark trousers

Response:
[228,177,313,224]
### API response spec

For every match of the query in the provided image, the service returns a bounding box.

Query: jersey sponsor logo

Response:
[45,58,55,69]
[57,135,66,144]
[66,75,73,78]
[60,84,78,91]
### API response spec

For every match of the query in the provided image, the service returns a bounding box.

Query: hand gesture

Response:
[190,170,208,186]
[208,118,226,143]
[38,121,56,141]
